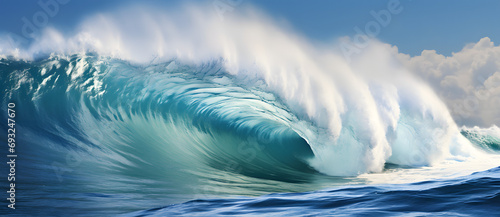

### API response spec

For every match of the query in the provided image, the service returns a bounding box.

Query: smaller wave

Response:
[461,125,500,153]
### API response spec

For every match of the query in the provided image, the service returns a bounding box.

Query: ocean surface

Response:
[1,54,499,216]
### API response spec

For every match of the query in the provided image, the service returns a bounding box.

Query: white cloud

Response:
[396,37,500,127]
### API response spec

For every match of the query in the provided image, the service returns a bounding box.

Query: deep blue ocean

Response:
[1,55,499,216]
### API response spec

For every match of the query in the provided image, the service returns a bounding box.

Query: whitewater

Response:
[1,4,499,216]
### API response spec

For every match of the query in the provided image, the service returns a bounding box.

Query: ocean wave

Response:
[1,54,496,181]
[1,5,490,176]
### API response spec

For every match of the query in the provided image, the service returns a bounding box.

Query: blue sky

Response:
[0,0,499,56]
